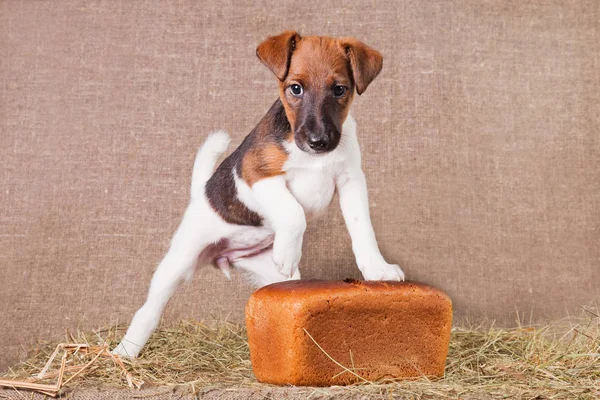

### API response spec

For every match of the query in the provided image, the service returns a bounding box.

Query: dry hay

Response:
[1,307,599,399]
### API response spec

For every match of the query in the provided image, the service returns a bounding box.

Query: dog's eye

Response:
[290,84,303,97]
[332,85,347,97]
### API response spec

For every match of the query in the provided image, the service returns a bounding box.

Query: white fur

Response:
[251,176,306,278]
[112,115,403,358]
[112,197,234,357]
[191,130,230,198]
[234,248,300,287]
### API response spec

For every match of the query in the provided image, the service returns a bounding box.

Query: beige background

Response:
[1,0,599,371]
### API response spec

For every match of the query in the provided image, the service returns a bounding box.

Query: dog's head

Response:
[257,31,383,154]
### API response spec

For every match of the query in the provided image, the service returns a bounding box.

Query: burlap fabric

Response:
[1,0,598,375]
[0,386,412,400]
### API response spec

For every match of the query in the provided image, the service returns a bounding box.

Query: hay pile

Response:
[1,307,599,399]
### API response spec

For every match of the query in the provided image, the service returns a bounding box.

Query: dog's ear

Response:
[339,38,383,95]
[256,31,301,81]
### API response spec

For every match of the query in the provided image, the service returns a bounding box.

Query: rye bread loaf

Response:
[245,279,452,386]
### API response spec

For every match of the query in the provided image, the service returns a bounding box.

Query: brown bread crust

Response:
[246,279,453,386]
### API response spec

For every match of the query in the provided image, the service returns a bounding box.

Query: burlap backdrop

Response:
[1,0,598,371]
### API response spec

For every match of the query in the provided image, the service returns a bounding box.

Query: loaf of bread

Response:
[245,279,452,386]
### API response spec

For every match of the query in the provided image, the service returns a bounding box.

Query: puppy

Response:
[113,31,405,358]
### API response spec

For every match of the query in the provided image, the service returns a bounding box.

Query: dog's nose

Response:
[307,134,330,151]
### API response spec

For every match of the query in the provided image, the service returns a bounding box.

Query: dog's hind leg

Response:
[112,199,226,358]
[233,248,300,288]
[113,133,230,358]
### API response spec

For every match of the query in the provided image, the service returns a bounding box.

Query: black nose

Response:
[307,134,330,151]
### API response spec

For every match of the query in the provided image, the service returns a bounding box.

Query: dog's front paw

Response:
[289,268,301,280]
[360,259,405,281]
[273,243,301,279]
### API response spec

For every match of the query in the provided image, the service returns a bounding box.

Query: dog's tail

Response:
[190,130,230,200]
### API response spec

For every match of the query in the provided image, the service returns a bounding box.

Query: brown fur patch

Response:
[283,36,352,90]
[279,85,297,132]
[256,33,383,136]
[338,37,383,95]
[241,142,288,186]
[256,31,300,81]
[276,36,356,134]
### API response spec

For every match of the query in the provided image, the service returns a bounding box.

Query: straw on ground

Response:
[1,307,599,399]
